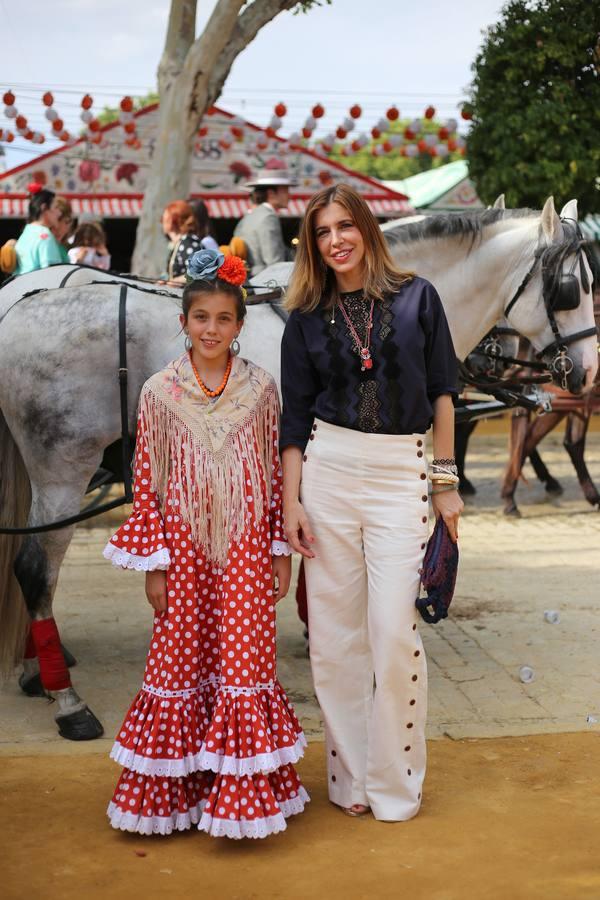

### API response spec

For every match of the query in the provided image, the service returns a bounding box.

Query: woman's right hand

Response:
[145,570,168,612]
[283,499,316,559]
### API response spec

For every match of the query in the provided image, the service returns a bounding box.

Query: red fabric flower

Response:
[217,255,247,286]
[27,182,44,195]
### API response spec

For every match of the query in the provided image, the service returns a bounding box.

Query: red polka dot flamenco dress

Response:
[103,354,308,839]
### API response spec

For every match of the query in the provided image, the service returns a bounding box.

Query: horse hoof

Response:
[459,479,477,496]
[56,707,104,741]
[545,480,564,497]
[18,672,47,698]
[504,504,521,518]
[60,643,77,668]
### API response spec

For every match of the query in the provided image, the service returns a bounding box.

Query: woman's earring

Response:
[231,337,241,356]
[184,333,192,351]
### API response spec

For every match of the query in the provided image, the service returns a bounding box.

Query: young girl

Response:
[68,221,111,270]
[104,248,308,839]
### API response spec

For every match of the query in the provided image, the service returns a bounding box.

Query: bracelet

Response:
[432,458,456,467]
[431,484,458,495]
[430,474,459,485]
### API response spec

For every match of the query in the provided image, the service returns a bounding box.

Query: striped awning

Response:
[0,195,412,220]
[581,214,600,242]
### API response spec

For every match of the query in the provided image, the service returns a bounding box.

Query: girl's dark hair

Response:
[182,278,246,322]
[73,222,105,247]
[28,188,55,223]
[191,198,214,240]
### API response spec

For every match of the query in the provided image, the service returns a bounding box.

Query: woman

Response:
[162,200,207,283]
[191,197,219,251]
[51,196,75,249]
[14,185,69,274]
[280,184,462,822]
[103,248,308,839]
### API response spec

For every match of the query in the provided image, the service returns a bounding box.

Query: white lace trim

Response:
[107,799,206,835]
[198,788,309,840]
[103,543,171,571]
[110,732,307,778]
[271,540,292,556]
[141,677,276,699]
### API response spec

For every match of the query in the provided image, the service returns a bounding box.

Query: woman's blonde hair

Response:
[285,183,413,313]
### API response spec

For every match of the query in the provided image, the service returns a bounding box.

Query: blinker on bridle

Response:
[503,219,598,389]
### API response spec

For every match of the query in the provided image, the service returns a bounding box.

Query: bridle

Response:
[503,219,598,390]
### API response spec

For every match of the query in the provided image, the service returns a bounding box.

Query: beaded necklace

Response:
[189,351,233,398]
[335,291,375,371]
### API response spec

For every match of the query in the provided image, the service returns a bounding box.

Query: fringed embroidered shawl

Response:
[138,353,278,566]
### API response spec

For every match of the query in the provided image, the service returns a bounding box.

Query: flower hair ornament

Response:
[27,182,44,195]
[186,248,248,299]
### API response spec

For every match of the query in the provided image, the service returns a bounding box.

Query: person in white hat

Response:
[233,174,294,277]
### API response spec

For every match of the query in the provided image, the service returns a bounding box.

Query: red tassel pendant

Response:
[360,348,373,370]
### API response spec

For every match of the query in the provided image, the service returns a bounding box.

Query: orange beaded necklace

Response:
[189,351,233,399]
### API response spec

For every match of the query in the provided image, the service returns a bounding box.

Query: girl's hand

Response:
[145,570,168,612]
[272,555,292,603]
[283,499,316,559]
[431,489,464,543]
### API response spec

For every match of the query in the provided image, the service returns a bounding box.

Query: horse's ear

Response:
[541,197,560,241]
[559,199,578,222]
[492,194,505,209]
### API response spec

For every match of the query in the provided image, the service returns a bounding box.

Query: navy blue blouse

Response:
[280,276,457,452]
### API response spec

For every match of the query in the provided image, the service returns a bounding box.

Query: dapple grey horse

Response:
[0,197,596,739]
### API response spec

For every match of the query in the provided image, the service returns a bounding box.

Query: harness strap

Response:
[118,284,133,504]
[536,326,599,359]
[504,250,543,317]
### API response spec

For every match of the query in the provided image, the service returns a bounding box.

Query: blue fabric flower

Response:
[186,248,224,282]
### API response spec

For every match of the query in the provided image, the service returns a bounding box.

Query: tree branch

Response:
[205,0,299,107]
[157,0,198,93]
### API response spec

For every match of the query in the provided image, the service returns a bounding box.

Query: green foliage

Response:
[97,92,159,126]
[466,0,600,215]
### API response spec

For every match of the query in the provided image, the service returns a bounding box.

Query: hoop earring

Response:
[231,338,240,356]
[184,334,192,351]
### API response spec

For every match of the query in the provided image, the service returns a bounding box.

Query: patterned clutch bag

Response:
[415,517,459,624]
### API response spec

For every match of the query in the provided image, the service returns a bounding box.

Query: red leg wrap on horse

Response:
[31,618,71,691]
[24,624,37,660]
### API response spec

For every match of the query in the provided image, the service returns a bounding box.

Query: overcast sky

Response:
[0,0,505,169]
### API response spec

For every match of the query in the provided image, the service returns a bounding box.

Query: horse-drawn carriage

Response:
[0,196,597,741]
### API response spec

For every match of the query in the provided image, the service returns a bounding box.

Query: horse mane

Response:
[384,208,538,252]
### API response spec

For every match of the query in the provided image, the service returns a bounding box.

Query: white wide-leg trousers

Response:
[301,419,430,821]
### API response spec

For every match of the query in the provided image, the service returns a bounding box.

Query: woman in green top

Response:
[14,186,70,275]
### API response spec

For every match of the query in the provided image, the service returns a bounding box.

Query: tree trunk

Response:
[131,0,303,277]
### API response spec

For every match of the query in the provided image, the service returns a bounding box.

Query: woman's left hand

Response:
[272,554,292,603]
[431,489,464,543]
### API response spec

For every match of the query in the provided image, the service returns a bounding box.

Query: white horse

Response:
[0,196,596,740]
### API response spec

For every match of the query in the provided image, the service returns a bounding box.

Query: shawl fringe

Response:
[139,369,276,568]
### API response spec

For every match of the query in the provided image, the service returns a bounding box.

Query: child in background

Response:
[68,222,111,270]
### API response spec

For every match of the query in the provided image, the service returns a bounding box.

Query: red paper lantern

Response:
[351,139,361,152]
[417,139,427,152]
[230,126,244,139]
[24,129,34,140]
[15,115,27,130]
[336,126,347,140]
[265,126,276,138]
[424,105,436,119]
[382,140,393,153]
[438,127,449,140]
[371,127,381,139]
[37,134,45,144]
[88,119,101,132]
[312,104,325,118]
[274,102,287,118]
[350,104,362,119]
[256,140,268,151]
[124,136,136,147]
[120,96,134,113]
[321,143,332,154]
[428,146,437,156]
[447,138,458,152]
[60,131,70,142]
[386,106,399,121]
[198,126,208,137]
[3,90,15,106]
[302,127,313,139]
[399,146,407,157]
[124,122,136,134]
[6,132,14,142]
[81,94,93,110]
[42,91,54,107]
[219,138,231,150]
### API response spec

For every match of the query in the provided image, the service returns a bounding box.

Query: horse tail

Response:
[0,408,31,675]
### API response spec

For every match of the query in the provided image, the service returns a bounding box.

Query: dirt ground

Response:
[1,427,599,899]
[3,734,600,900]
